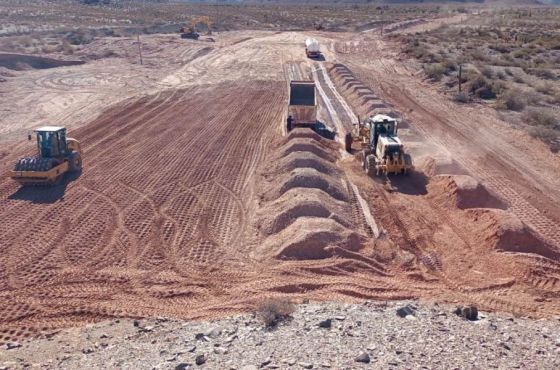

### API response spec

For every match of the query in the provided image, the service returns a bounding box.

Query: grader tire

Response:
[344,133,353,153]
[404,153,412,174]
[365,155,376,177]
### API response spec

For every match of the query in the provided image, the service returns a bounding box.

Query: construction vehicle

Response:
[305,38,321,59]
[180,16,213,40]
[287,80,317,132]
[345,114,412,176]
[8,126,82,185]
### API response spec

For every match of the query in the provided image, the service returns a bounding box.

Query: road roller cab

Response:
[9,126,82,186]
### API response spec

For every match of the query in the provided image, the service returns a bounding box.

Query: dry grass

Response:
[257,298,296,328]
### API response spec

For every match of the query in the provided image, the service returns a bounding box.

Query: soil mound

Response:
[0,53,85,71]
[418,156,468,177]
[278,138,338,163]
[258,188,353,235]
[259,218,364,260]
[466,209,560,260]
[265,168,348,202]
[283,128,340,151]
[428,175,507,210]
[269,151,340,177]
[328,63,395,119]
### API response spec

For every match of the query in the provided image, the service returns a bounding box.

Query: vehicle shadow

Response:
[387,170,429,196]
[8,170,82,204]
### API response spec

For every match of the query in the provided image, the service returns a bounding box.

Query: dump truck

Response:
[287,80,317,132]
[305,38,321,58]
[345,114,412,176]
[8,126,82,185]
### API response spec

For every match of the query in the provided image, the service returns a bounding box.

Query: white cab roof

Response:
[370,114,396,123]
[35,126,65,132]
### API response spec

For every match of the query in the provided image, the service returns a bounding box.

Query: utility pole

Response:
[137,33,143,66]
[458,64,462,93]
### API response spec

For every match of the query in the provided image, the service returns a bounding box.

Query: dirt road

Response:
[1,28,559,345]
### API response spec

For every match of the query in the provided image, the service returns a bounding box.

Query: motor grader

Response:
[8,126,82,185]
[345,114,412,176]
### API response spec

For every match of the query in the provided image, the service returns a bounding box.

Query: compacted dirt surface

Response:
[1,22,560,348]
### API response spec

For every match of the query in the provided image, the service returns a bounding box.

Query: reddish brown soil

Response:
[1,28,559,345]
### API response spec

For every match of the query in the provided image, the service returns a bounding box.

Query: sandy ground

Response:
[1,22,559,345]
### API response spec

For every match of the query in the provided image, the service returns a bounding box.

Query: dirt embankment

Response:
[0,53,85,70]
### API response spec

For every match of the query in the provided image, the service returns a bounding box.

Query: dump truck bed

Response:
[288,81,317,127]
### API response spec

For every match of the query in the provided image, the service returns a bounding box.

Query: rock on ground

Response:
[1,301,559,370]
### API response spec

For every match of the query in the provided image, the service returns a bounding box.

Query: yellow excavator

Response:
[180,16,213,40]
[8,126,82,185]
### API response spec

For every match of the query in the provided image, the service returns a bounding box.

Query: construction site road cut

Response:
[1,29,559,345]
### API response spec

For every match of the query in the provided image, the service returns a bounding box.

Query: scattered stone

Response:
[133,320,140,327]
[175,363,190,370]
[396,305,416,318]
[186,345,196,353]
[205,327,222,338]
[355,352,371,364]
[225,334,238,343]
[195,354,206,366]
[195,333,210,342]
[299,362,313,369]
[239,366,258,370]
[139,326,154,333]
[282,358,297,366]
[318,319,332,328]
[260,357,272,367]
[454,306,479,321]
[214,347,228,355]
[5,342,22,350]
[334,315,346,321]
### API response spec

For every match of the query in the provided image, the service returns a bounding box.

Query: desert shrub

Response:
[471,49,488,61]
[513,75,525,84]
[496,71,506,80]
[497,89,526,111]
[468,74,496,99]
[526,68,556,80]
[454,92,470,103]
[489,44,511,53]
[257,299,295,328]
[425,63,445,81]
[529,126,558,142]
[505,68,514,76]
[481,66,494,79]
[523,108,558,128]
[512,48,529,59]
[535,82,554,95]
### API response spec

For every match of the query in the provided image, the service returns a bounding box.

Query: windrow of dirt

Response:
[254,128,366,261]
[327,63,395,121]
